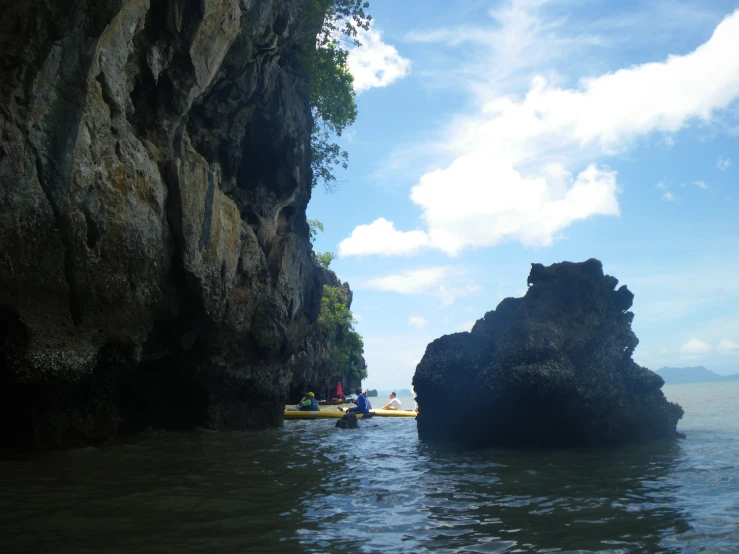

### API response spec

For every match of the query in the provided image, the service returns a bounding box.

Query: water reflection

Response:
[0,416,737,553]
[296,422,691,553]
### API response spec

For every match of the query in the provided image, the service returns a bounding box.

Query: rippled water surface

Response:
[1,383,738,553]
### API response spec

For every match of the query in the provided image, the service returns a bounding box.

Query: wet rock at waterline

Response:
[413,259,684,448]
[0,0,348,451]
[336,414,359,429]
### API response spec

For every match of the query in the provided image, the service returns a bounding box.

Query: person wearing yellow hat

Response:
[297,391,319,411]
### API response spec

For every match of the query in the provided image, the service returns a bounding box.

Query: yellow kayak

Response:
[370,409,417,417]
[283,411,365,419]
[283,409,417,419]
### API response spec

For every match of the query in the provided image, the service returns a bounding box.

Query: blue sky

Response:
[307,0,739,389]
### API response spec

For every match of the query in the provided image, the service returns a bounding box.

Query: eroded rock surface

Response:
[335,413,358,429]
[413,259,683,447]
[0,0,345,450]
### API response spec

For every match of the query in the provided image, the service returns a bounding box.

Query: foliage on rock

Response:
[0,0,366,450]
[318,285,367,385]
[307,219,325,243]
[306,219,335,268]
[315,251,336,269]
[286,0,371,191]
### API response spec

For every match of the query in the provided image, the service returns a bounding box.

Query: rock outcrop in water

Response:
[413,259,684,448]
[0,0,347,450]
[335,413,358,429]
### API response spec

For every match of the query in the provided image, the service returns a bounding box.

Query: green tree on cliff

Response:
[318,285,367,385]
[307,219,336,269]
[286,0,371,191]
[308,219,324,242]
[315,251,335,269]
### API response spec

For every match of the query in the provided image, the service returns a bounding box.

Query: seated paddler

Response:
[382,391,402,410]
[339,388,370,416]
[297,392,319,411]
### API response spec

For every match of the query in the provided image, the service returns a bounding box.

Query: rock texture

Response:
[0,0,345,450]
[335,413,358,429]
[413,259,684,448]
[286,283,366,404]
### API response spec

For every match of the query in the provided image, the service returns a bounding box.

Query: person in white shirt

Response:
[382,391,402,411]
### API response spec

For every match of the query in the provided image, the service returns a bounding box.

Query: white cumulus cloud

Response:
[360,267,451,294]
[680,338,713,356]
[338,218,428,257]
[408,315,428,329]
[693,180,708,189]
[412,162,620,254]
[340,9,739,257]
[716,155,732,170]
[358,266,481,307]
[348,25,411,93]
[718,338,739,355]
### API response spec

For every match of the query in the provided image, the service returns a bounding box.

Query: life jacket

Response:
[300,398,319,411]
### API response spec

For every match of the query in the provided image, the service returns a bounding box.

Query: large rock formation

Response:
[0,0,344,450]
[413,259,683,448]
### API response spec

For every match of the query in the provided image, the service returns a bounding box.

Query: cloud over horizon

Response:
[718,338,739,355]
[680,338,713,356]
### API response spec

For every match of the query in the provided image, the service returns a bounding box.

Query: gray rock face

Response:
[0,0,344,450]
[413,259,684,448]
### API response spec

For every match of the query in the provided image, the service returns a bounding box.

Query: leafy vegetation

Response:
[307,219,336,269]
[307,219,324,242]
[315,251,336,269]
[290,4,371,384]
[318,284,367,385]
[286,0,371,191]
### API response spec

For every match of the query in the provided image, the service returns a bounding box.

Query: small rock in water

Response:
[336,414,359,429]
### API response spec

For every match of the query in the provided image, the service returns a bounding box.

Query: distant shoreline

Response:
[663,379,739,386]
[656,366,739,385]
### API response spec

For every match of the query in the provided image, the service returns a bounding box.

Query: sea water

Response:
[1,382,737,553]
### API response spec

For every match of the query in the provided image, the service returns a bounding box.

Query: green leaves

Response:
[307,220,335,268]
[318,285,352,337]
[308,42,357,135]
[307,219,324,243]
[315,251,335,269]
[318,285,367,382]
[286,0,371,191]
[310,126,349,192]
[315,0,372,50]
[332,329,366,381]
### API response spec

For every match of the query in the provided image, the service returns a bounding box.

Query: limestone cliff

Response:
[413,259,684,448]
[0,0,346,450]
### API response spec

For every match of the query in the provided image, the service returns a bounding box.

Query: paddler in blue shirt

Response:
[339,388,370,416]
